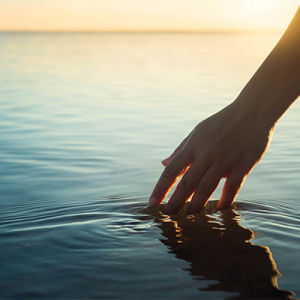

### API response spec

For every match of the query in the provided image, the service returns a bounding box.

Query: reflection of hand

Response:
[148,202,294,299]
[149,100,273,214]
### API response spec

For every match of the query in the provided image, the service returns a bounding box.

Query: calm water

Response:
[1,32,300,299]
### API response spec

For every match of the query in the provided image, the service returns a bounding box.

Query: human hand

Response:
[149,100,275,214]
[148,6,300,214]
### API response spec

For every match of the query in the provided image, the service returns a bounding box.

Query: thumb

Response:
[161,136,189,166]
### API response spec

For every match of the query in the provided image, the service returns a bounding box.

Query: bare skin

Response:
[149,6,300,214]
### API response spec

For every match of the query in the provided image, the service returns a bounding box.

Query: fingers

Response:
[162,159,212,214]
[186,164,223,214]
[161,136,189,166]
[149,151,191,206]
[216,171,246,210]
[158,160,247,214]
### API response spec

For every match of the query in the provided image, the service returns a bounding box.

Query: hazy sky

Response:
[0,0,299,32]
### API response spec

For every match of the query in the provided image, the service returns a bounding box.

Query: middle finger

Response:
[163,158,212,214]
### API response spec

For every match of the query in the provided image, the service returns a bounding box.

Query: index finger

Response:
[149,152,191,206]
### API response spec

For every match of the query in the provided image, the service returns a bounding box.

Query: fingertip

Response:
[217,173,245,210]
[216,201,232,211]
[215,204,223,211]
[161,205,171,215]
[162,206,171,215]
[161,158,170,166]
[162,202,182,215]
[187,204,204,215]
[149,197,159,206]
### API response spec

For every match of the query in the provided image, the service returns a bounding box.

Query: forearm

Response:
[235,6,300,126]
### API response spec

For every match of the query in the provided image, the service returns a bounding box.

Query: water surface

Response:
[1,32,300,299]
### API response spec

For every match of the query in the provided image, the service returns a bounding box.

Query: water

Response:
[1,32,300,299]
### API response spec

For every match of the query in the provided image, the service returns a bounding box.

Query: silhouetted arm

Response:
[149,6,300,214]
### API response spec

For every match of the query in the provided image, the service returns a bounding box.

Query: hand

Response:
[149,100,274,214]
[149,6,300,214]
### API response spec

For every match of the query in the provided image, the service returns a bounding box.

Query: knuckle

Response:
[196,182,211,195]
[179,178,194,192]
[164,164,178,177]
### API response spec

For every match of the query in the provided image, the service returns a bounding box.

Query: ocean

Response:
[1,32,300,299]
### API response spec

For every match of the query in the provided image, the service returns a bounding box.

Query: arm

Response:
[149,6,300,214]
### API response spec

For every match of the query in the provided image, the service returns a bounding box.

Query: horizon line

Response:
[0,29,284,34]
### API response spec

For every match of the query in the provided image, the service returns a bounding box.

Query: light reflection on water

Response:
[1,32,300,299]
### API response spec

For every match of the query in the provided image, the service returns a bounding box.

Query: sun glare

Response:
[220,0,295,31]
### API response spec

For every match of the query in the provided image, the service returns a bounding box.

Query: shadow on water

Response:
[142,201,295,299]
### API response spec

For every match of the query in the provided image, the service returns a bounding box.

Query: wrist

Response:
[232,93,278,132]
[234,84,298,130]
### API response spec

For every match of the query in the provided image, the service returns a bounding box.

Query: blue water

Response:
[1,32,300,299]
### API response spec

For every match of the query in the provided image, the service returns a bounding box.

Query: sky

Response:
[0,0,299,32]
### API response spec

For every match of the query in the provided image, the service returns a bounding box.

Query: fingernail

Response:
[161,158,169,165]
[149,197,158,206]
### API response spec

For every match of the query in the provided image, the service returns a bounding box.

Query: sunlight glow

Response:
[0,0,298,31]
[221,0,297,31]
[242,0,285,13]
